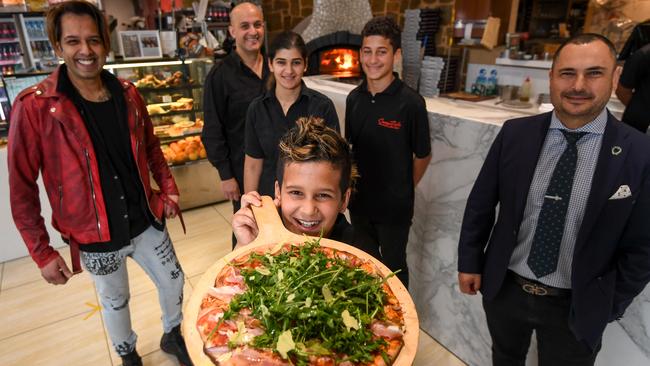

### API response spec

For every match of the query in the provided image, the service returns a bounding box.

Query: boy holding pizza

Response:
[232,116,380,259]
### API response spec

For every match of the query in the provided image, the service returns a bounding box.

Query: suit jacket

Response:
[458,111,650,349]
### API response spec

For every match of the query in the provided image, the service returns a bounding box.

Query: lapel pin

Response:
[612,146,622,156]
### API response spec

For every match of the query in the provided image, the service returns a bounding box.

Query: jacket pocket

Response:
[149,190,165,223]
[596,269,616,297]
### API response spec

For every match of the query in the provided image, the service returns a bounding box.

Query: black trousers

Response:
[483,273,601,366]
[349,213,410,287]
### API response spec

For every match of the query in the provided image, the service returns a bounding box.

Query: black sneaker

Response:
[160,325,193,366]
[120,350,143,366]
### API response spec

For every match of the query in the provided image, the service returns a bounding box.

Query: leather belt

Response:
[509,271,571,297]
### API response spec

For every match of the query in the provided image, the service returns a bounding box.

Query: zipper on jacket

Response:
[58,185,63,214]
[84,149,103,239]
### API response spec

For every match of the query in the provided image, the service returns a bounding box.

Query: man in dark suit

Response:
[458,33,650,366]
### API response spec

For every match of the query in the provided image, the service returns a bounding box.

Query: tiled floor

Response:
[0,201,465,366]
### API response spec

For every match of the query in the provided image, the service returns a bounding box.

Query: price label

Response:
[162,95,172,103]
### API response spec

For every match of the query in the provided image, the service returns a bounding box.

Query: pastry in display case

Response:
[105,58,223,209]
[105,58,212,166]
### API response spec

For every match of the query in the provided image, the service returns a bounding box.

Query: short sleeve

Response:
[322,98,340,132]
[410,95,431,158]
[619,48,649,89]
[244,101,265,159]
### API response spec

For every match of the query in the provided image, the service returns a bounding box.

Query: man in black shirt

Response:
[345,17,432,288]
[7,2,190,366]
[616,42,650,133]
[202,2,269,225]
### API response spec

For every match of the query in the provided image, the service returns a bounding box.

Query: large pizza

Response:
[193,238,410,365]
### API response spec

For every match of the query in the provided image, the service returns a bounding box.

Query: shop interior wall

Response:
[621,0,650,21]
[262,0,456,50]
[105,0,138,32]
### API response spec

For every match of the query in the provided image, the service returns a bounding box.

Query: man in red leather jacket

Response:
[7,2,191,365]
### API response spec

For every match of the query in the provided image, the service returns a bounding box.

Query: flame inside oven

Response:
[319,48,360,77]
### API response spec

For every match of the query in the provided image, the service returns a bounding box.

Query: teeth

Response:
[78,59,94,65]
[297,219,318,228]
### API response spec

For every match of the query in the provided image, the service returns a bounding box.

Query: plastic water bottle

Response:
[487,69,498,96]
[472,68,488,95]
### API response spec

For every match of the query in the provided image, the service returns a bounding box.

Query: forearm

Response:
[616,84,633,106]
[413,154,432,186]
[202,73,233,179]
[243,155,263,193]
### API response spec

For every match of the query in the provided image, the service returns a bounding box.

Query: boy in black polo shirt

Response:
[345,16,432,288]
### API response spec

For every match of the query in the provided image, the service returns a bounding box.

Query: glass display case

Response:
[105,58,224,209]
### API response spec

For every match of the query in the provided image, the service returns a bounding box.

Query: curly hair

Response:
[276,116,358,193]
[361,16,401,51]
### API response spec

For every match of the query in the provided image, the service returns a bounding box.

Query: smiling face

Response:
[54,13,106,84]
[269,47,305,91]
[229,3,264,55]
[276,161,350,238]
[549,41,619,127]
[360,35,399,83]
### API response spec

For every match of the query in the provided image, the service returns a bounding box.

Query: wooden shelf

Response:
[149,108,199,118]
[136,84,202,93]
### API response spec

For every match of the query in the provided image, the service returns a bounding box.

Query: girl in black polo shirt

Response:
[243,31,339,197]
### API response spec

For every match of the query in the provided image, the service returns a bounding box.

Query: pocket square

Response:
[609,185,632,200]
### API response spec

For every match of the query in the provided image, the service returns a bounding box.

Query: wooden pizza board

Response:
[183,196,419,366]
[440,91,496,102]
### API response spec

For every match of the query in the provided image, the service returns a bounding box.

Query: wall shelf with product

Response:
[516,0,589,39]
[158,1,232,59]
[104,58,225,209]
[0,15,26,75]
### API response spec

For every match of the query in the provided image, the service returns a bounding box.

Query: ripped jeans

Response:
[80,225,185,356]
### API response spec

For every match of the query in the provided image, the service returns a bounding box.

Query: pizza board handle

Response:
[250,195,290,244]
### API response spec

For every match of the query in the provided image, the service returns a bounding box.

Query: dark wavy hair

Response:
[276,116,358,193]
[361,16,401,51]
[46,0,110,51]
[266,31,307,90]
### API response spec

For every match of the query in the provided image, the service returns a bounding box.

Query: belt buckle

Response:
[522,283,548,296]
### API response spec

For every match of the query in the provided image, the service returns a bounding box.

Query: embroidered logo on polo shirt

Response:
[377,118,402,130]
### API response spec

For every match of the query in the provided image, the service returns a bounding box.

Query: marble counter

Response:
[304,76,650,366]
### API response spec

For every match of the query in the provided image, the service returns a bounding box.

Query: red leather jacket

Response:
[8,67,179,269]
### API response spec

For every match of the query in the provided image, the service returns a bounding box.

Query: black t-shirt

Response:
[328,214,382,259]
[202,52,270,188]
[245,83,340,197]
[345,75,431,223]
[78,98,151,252]
[619,43,650,132]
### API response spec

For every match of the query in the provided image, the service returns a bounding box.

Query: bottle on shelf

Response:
[487,69,498,96]
[519,76,532,102]
[472,68,488,96]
